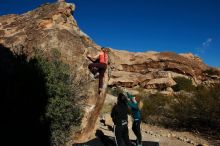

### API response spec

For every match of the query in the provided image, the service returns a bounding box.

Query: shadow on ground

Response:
[73,130,159,146]
[73,139,159,146]
[0,44,50,146]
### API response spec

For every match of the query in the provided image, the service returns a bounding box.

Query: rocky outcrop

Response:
[0,1,106,145]
[108,50,220,92]
[146,78,176,89]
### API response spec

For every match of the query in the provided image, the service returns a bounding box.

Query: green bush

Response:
[107,86,123,97]
[172,77,196,92]
[192,84,220,129]
[167,93,196,127]
[168,85,220,130]
[141,93,171,124]
[141,84,220,134]
[35,49,82,146]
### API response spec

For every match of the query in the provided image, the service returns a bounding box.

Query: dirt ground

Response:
[73,114,213,146]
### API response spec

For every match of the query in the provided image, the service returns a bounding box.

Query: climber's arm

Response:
[87,53,99,62]
[127,100,138,110]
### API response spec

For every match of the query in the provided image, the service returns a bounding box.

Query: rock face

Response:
[108,50,220,92]
[0,1,106,145]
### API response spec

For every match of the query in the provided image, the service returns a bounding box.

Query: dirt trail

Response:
[73,113,211,146]
[73,93,217,146]
[99,114,209,146]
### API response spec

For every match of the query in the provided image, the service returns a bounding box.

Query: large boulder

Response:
[146,78,176,89]
[0,1,107,145]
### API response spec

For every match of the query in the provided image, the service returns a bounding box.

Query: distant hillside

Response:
[108,49,220,94]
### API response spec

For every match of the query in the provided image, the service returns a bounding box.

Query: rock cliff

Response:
[108,50,220,93]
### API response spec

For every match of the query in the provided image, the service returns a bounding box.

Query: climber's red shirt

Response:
[99,51,108,64]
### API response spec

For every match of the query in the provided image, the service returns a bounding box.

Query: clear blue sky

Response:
[1,0,220,67]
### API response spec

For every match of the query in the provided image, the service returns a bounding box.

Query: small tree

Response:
[35,49,82,146]
[141,93,171,124]
[172,77,196,92]
[107,86,123,97]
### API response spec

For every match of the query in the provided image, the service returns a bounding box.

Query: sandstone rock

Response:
[180,53,203,63]
[178,136,184,141]
[149,130,154,135]
[101,114,114,127]
[162,133,167,137]
[166,87,174,92]
[171,133,176,137]
[189,140,195,144]
[104,94,117,104]
[109,70,152,87]
[0,2,107,145]
[108,49,220,91]
[147,78,176,89]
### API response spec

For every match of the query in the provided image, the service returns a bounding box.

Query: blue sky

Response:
[0,0,220,67]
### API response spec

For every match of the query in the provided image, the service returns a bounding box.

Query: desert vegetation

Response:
[107,86,123,97]
[35,49,82,146]
[0,46,82,146]
[141,83,220,137]
[172,77,196,92]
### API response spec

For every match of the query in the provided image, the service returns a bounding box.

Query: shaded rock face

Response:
[109,50,220,91]
[0,2,106,145]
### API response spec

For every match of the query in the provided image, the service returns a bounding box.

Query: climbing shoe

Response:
[94,72,99,78]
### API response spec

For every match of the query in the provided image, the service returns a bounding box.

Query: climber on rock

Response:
[87,47,109,93]
[111,93,131,146]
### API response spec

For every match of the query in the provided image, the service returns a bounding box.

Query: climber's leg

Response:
[88,63,100,75]
[98,64,107,89]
